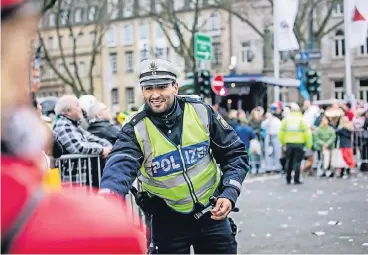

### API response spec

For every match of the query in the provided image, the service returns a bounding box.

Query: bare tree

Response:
[137,0,226,73]
[41,0,58,13]
[218,0,344,67]
[38,0,111,96]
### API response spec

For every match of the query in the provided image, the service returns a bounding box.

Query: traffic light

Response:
[305,69,321,95]
[198,70,211,97]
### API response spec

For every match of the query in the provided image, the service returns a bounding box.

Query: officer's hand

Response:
[102,147,112,158]
[211,198,232,220]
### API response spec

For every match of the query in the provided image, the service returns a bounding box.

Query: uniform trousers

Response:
[150,208,237,254]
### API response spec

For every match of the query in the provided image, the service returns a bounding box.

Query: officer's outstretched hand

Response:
[211,198,232,220]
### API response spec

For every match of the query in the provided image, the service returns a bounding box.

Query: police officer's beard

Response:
[146,96,174,114]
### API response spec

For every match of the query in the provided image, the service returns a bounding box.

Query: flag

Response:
[32,46,41,92]
[346,0,368,48]
[274,0,300,51]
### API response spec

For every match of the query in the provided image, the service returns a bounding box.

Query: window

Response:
[123,0,133,17]
[79,61,85,76]
[125,51,133,72]
[241,41,251,63]
[126,87,135,105]
[140,45,151,61]
[78,32,84,46]
[139,0,150,15]
[173,0,184,10]
[207,12,221,36]
[68,34,73,46]
[48,36,54,49]
[359,79,368,101]
[359,37,368,56]
[88,6,97,21]
[69,62,75,74]
[90,31,96,42]
[334,80,344,99]
[107,25,117,46]
[333,30,345,57]
[107,0,119,19]
[49,13,56,26]
[332,1,343,16]
[60,11,69,25]
[156,24,164,39]
[111,88,119,105]
[109,52,118,73]
[40,65,44,80]
[212,42,222,66]
[207,0,216,6]
[139,23,149,40]
[58,63,64,75]
[155,0,162,13]
[155,47,168,60]
[123,23,133,45]
[74,9,82,23]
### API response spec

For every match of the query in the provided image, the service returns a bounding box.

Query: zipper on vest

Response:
[177,145,199,204]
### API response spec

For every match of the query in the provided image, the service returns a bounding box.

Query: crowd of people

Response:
[215,100,368,181]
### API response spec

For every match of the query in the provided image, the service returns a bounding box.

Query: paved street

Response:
[233,173,368,254]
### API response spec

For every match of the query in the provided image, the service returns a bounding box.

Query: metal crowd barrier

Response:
[54,154,147,232]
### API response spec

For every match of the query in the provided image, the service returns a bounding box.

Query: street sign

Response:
[306,49,321,59]
[194,33,212,61]
[211,74,225,96]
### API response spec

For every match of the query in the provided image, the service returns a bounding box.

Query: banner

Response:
[274,0,300,51]
[347,0,368,48]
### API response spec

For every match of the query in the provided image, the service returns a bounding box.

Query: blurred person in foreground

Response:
[88,102,120,145]
[1,1,146,253]
[279,103,313,185]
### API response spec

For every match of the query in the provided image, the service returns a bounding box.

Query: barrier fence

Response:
[54,154,147,232]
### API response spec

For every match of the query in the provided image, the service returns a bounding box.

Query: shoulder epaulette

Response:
[178,95,203,104]
[128,111,147,126]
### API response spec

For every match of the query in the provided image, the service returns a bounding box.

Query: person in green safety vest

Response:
[279,103,313,185]
[99,59,249,254]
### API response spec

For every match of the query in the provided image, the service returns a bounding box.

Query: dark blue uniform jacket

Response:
[100,97,249,208]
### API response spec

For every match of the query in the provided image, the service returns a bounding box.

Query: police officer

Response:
[278,103,313,185]
[100,59,249,254]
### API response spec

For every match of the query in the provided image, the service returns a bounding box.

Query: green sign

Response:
[194,33,212,61]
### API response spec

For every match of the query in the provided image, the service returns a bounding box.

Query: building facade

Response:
[230,0,368,105]
[37,0,232,112]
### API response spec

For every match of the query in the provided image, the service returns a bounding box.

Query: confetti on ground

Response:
[288,216,292,220]
[332,192,338,195]
[317,190,324,195]
[349,239,354,242]
[314,222,321,226]
[291,189,298,193]
[339,236,350,239]
[313,231,326,236]
[353,182,359,186]
[281,224,288,228]
[250,233,256,237]
[329,207,334,211]
[239,221,244,225]
[266,233,272,238]
[318,211,329,216]
[362,243,368,246]
[328,221,339,225]
[312,194,317,198]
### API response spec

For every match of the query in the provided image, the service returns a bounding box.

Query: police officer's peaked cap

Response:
[136,59,181,86]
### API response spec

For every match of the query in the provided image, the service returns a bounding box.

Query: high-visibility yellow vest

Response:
[278,112,313,149]
[133,102,220,213]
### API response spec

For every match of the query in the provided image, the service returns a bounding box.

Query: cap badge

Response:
[150,61,158,75]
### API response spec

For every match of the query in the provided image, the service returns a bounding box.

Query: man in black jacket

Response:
[88,102,120,145]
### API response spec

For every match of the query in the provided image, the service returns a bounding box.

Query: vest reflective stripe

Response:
[138,154,212,188]
[133,102,220,213]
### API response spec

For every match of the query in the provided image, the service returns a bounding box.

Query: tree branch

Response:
[318,20,344,38]
[41,0,58,14]
[315,0,340,38]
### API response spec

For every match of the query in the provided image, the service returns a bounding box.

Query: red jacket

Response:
[1,154,146,254]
